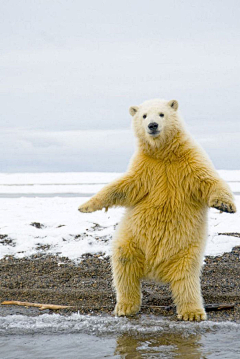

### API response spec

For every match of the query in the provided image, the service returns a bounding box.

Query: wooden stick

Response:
[204,303,235,312]
[142,303,235,312]
[1,301,235,312]
[1,301,73,311]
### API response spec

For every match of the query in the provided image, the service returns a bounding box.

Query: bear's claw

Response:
[78,205,92,213]
[114,302,140,317]
[211,199,236,213]
[78,199,101,213]
[177,309,207,321]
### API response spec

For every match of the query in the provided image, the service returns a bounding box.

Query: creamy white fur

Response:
[79,99,236,321]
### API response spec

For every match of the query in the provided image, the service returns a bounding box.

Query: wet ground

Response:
[0,246,240,322]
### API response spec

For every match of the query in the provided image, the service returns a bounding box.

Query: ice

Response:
[0,313,239,336]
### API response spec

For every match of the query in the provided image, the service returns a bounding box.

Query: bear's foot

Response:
[177,308,207,322]
[114,302,140,317]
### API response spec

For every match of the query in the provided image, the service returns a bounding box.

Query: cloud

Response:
[0,1,239,132]
[0,1,239,171]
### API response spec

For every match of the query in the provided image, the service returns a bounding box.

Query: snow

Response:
[0,171,239,261]
[0,196,124,261]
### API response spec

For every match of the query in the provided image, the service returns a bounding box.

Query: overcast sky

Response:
[0,0,239,172]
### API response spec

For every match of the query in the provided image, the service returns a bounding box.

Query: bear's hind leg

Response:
[111,235,144,317]
[166,254,206,321]
[171,276,207,321]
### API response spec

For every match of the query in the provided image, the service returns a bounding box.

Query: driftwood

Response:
[142,303,235,312]
[1,301,235,312]
[1,301,73,311]
[204,303,235,312]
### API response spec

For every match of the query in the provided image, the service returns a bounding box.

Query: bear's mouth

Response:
[148,130,161,137]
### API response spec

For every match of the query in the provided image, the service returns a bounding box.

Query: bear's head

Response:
[129,99,183,148]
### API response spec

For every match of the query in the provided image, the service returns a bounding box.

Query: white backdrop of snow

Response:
[0,172,239,261]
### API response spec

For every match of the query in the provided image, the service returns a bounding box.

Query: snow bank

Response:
[0,172,239,261]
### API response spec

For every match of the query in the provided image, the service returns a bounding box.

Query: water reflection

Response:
[115,332,204,358]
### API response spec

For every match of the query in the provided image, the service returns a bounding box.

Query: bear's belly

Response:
[125,198,207,257]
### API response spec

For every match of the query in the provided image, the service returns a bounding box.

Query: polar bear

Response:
[78,99,236,321]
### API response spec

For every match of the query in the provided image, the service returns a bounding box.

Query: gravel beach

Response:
[0,245,239,322]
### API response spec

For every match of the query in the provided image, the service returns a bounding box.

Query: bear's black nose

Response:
[148,122,159,131]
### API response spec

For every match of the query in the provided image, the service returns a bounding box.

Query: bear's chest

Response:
[146,160,191,206]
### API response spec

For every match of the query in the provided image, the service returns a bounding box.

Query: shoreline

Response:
[1,246,240,322]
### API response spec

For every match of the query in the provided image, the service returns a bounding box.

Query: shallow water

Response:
[0,314,240,359]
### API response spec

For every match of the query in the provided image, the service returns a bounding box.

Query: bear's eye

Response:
[159,113,164,117]
[143,114,147,119]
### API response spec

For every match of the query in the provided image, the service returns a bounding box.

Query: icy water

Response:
[0,313,240,359]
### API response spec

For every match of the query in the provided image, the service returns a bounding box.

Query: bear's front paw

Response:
[78,199,102,213]
[210,198,236,214]
[177,308,207,322]
[114,302,140,317]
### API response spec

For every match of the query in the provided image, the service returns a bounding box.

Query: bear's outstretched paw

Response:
[177,309,207,322]
[78,199,102,213]
[210,199,236,214]
[114,302,140,317]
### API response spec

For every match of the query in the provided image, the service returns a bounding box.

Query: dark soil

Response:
[0,247,240,321]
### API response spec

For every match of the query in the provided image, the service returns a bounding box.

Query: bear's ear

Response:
[168,100,178,111]
[129,106,139,116]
